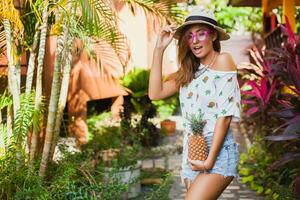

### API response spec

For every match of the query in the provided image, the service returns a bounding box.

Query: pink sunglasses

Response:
[186,30,213,44]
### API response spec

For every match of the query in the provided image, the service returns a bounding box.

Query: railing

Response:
[264,25,286,49]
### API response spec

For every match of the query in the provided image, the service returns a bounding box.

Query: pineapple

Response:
[187,113,208,161]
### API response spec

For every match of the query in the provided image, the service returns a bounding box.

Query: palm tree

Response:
[30,0,49,161]
[0,0,24,159]
[0,0,184,177]
[0,18,22,119]
[39,0,128,177]
[38,0,184,177]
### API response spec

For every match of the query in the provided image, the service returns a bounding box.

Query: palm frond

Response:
[0,25,5,56]
[78,0,118,37]
[13,92,35,146]
[92,36,130,77]
[0,123,7,157]
[70,15,130,78]
[0,0,24,34]
[0,91,12,110]
[123,0,185,25]
[21,0,41,48]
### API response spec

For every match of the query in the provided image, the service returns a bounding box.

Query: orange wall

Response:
[116,3,179,76]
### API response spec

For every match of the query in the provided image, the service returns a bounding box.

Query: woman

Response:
[149,7,241,200]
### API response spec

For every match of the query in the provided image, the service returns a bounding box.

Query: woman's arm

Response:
[204,116,232,169]
[148,24,179,100]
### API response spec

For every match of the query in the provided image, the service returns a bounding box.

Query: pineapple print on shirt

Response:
[179,63,241,138]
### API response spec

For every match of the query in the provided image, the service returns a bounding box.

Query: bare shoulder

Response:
[214,52,237,71]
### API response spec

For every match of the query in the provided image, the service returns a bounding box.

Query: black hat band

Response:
[185,16,218,26]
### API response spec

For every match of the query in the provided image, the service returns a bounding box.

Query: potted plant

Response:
[102,144,142,199]
[86,110,143,198]
[160,119,176,136]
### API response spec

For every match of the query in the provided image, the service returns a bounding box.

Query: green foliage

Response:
[121,68,149,98]
[239,142,298,199]
[121,68,150,114]
[85,114,142,168]
[296,7,300,32]
[0,157,50,200]
[0,91,12,156]
[121,68,179,116]
[152,93,179,118]
[0,90,12,111]
[120,100,162,148]
[144,172,173,200]
[109,145,141,169]
[85,125,121,151]
[124,0,185,24]
[21,1,39,48]
[208,0,262,33]
[13,93,35,146]
[87,111,112,142]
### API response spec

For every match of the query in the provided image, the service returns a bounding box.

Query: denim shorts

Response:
[181,129,239,181]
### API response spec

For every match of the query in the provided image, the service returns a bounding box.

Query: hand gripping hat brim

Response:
[174,7,230,41]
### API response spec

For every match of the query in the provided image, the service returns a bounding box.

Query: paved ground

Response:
[142,116,265,200]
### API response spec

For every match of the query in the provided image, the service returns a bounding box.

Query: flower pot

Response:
[101,148,120,162]
[104,161,142,199]
[160,119,176,136]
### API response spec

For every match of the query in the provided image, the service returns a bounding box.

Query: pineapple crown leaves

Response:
[186,112,206,135]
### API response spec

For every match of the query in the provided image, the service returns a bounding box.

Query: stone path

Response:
[142,116,265,200]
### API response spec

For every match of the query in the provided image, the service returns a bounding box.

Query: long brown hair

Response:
[167,24,221,87]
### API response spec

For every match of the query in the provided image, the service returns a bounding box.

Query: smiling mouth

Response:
[193,46,203,53]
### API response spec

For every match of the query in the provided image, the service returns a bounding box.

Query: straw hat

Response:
[174,7,230,41]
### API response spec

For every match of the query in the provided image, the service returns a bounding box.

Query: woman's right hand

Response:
[155,24,176,51]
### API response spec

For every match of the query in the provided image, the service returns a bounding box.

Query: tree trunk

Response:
[25,24,40,95]
[29,1,48,162]
[49,35,73,160]
[3,19,20,118]
[49,3,74,160]
[39,15,69,177]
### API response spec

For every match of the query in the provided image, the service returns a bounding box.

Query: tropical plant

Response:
[239,18,300,199]
[144,172,173,200]
[121,68,179,116]
[240,46,279,115]
[30,0,49,162]
[206,0,262,33]
[0,0,23,119]
[152,93,179,118]
[263,19,300,197]
[0,0,185,181]
[239,46,281,139]
[121,68,152,114]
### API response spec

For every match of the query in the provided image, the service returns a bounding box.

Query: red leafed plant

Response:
[239,46,279,120]
[265,16,300,143]
[239,17,300,198]
[263,17,300,197]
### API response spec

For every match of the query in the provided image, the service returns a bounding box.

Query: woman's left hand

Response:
[188,158,214,171]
